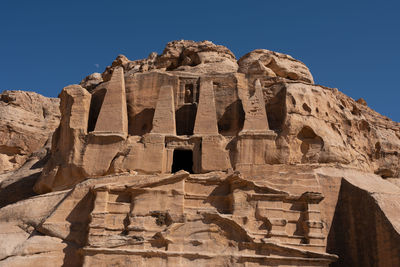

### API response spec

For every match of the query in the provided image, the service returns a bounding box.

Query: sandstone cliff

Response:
[0,91,60,208]
[0,40,399,267]
[0,90,60,173]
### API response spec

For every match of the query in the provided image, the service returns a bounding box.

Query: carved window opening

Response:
[171,149,193,173]
[184,84,194,104]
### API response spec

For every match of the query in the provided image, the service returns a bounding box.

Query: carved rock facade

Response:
[83,171,336,266]
[1,40,399,267]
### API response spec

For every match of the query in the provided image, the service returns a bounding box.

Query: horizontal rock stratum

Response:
[0,40,399,267]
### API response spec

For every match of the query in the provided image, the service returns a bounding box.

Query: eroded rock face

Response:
[238,49,314,83]
[0,90,60,208]
[262,79,400,177]
[34,85,91,193]
[94,40,239,85]
[1,40,400,266]
[0,90,60,173]
[317,167,400,267]
[156,40,238,73]
[80,72,103,92]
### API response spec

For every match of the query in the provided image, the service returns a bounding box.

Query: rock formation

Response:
[0,90,60,172]
[0,90,60,208]
[0,40,399,267]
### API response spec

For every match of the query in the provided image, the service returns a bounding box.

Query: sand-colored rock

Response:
[267,80,400,177]
[80,72,103,91]
[0,235,79,267]
[101,40,238,81]
[34,85,91,193]
[0,90,59,173]
[151,85,176,135]
[156,40,238,74]
[0,40,399,266]
[193,77,219,135]
[81,171,337,266]
[315,167,400,267]
[238,49,314,83]
[92,67,128,138]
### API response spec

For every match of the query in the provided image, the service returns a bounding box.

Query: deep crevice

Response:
[87,88,107,132]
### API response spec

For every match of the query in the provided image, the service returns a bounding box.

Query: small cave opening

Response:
[171,149,194,173]
[88,88,107,132]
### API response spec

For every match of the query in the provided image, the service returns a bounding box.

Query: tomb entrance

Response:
[171,149,194,173]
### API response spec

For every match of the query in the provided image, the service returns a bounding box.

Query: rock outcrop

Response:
[238,49,314,83]
[0,40,399,267]
[0,90,60,208]
[98,40,239,84]
[0,90,60,173]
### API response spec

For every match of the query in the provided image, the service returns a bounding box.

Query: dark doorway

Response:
[171,150,194,173]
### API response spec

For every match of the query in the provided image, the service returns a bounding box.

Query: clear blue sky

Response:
[1,0,399,122]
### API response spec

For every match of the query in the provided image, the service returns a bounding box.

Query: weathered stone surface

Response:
[240,79,270,133]
[92,67,128,138]
[0,90,59,173]
[0,157,45,208]
[316,167,400,267]
[264,80,400,177]
[0,235,73,267]
[0,224,29,261]
[156,40,238,74]
[0,190,68,228]
[1,40,399,266]
[81,171,337,266]
[34,85,91,193]
[100,40,238,81]
[238,49,314,83]
[193,77,219,135]
[151,85,176,135]
[80,72,103,92]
